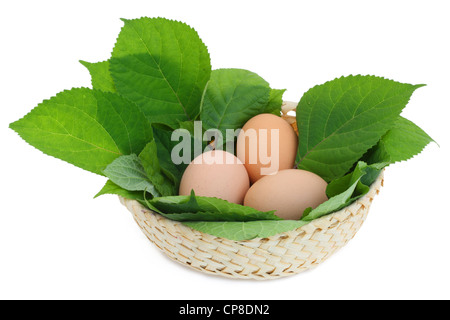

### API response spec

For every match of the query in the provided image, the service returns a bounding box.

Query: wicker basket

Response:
[119,102,384,280]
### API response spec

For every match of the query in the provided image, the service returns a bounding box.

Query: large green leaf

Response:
[363,116,434,165]
[80,60,116,93]
[110,17,211,127]
[200,68,271,143]
[148,191,281,221]
[296,75,424,182]
[9,88,152,175]
[183,220,308,241]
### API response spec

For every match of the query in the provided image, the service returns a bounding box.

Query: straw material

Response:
[119,102,384,280]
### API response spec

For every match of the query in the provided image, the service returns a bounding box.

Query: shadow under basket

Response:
[119,102,385,280]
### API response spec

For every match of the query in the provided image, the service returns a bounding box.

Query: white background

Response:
[1,0,449,300]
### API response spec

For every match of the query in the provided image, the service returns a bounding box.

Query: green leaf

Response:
[176,120,212,161]
[156,211,278,222]
[296,75,424,182]
[177,120,196,133]
[363,116,434,165]
[103,154,160,197]
[139,141,176,197]
[110,17,211,127]
[200,68,271,142]
[93,91,154,155]
[326,161,371,198]
[360,162,388,186]
[95,179,145,200]
[263,88,286,115]
[182,220,308,241]
[80,60,116,93]
[148,191,281,221]
[301,180,361,222]
[9,88,152,175]
[302,161,383,221]
[151,124,186,184]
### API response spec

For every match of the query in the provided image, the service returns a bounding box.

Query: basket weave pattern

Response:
[120,172,383,280]
[119,102,384,280]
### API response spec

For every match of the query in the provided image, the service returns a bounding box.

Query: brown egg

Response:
[236,113,298,183]
[244,169,328,220]
[179,150,250,204]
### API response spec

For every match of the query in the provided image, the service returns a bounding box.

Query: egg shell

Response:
[243,169,328,220]
[236,113,298,183]
[179,150,250,204]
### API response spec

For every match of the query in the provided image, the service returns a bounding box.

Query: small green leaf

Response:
[151,124,186,184]
[302,161,383,221]
[175,120,212,161]
[360,162,388,186]
[95,179,145,200]
[110,17,211,127]
[200,68,271,142]
[103,154,160,197]
[296,75,424,182]
[139,141,176,197]
[326,161,371,198]
[80,60,116,93]
[183,220,308,241]
[9,88,152,175]
[301,180,361,222]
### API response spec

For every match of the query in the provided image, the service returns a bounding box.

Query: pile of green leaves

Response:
[9,17,434,241]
